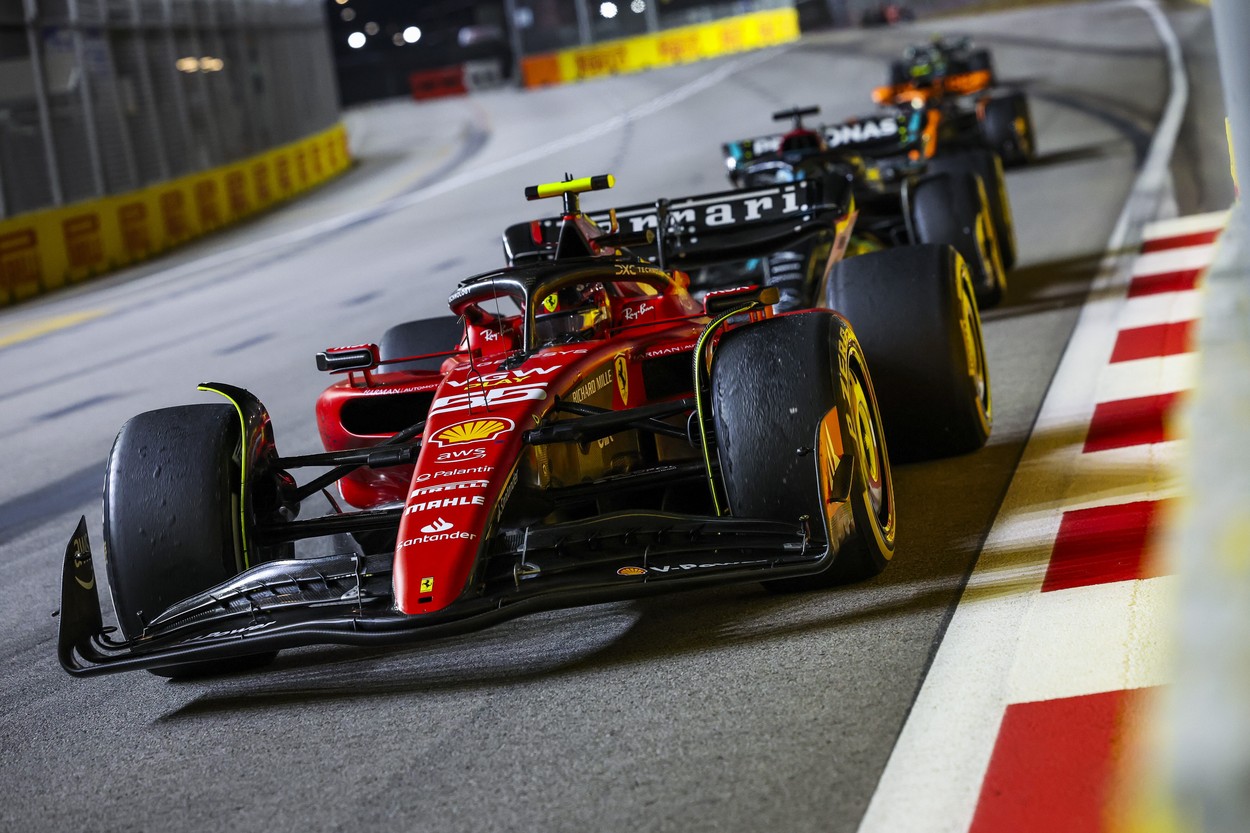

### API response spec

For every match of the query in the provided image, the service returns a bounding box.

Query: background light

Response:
[630,0,646,11]
[364,21,379,36]
[403,26,421,44]
[599,2,618,18]
[340,7,354,20]
[347,32,366,49]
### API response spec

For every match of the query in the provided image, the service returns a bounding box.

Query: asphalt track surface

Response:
[0,3,1232,831]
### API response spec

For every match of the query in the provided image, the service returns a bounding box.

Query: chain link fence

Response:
[0,0,339,221]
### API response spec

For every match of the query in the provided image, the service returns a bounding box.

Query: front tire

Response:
[104,404,275,677]
[711,312,896,588]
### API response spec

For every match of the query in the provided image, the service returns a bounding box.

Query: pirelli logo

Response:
[195,179,222,228]
[0,229,42,292]
[118,202,151,255]
[294,150,308,187]
[275,156,292,194]
[160,190,189,239]
[226,171,249,216]
[62,214,103,271]
[252,162,272,203]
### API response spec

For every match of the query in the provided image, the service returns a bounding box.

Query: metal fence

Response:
[0,0,339,221]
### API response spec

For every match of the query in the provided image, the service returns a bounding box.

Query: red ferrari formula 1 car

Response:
[58,174,989,677]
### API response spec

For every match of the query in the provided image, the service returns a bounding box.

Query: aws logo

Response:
[431,418,514,447]
[434,447,487,464]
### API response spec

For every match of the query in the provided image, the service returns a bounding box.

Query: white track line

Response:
[856,2,1189,831]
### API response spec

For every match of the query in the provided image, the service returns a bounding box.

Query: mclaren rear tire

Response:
[711,311,896,588]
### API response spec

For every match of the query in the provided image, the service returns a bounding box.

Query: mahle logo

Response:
[432,418,513,446]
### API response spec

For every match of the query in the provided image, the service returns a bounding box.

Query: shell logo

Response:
[617,566,647,577]
[432,418,515,446]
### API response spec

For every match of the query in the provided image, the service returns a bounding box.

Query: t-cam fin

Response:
[524,174,615,202]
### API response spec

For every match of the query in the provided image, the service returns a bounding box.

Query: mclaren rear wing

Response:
[502,176,854,270]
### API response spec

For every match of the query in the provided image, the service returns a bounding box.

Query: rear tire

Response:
[379,315,463,372]
[911,170,1006,307]
[822,244,991,461]
[964,48,995,83]
[928,149,1017,271]
[981,92,1035,167]
[104,404,276,677]
[711,312,896,588]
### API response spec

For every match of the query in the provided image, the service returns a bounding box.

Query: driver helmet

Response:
[535,283,609,344]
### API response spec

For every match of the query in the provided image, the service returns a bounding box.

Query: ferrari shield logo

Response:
[614,355,629,405]
[420,577,435,593]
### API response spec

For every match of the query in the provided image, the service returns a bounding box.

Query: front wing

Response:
[58,510,840,676]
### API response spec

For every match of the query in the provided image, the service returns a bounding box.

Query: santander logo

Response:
[421,518,453,533]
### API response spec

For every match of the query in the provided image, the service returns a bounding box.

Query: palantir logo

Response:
[421,517,453,534]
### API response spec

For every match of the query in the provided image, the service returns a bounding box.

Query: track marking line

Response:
[1109,320,1195,362]
[1009,579,1175,702]
[969,687,1159,833]
[1145,208,1225,238]
[1120,291,1202,328]
[1084,391,1184,454]
[1042,500,1171,592]
[0,309,109,349]
[1097,353,1196,401]
[1127,268,1202,297]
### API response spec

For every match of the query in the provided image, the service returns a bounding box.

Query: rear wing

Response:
[502,177,853,270]
[720,111,924,174]
[822,112,925,158]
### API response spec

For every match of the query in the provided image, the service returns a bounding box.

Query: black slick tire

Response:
[981,91,1035,167]
[711,312,896,588]
[379,315,463,372]
[822,244,991,461]
[104,404,275,677]
[928,149,1017,271]
[910,170,1006,307]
